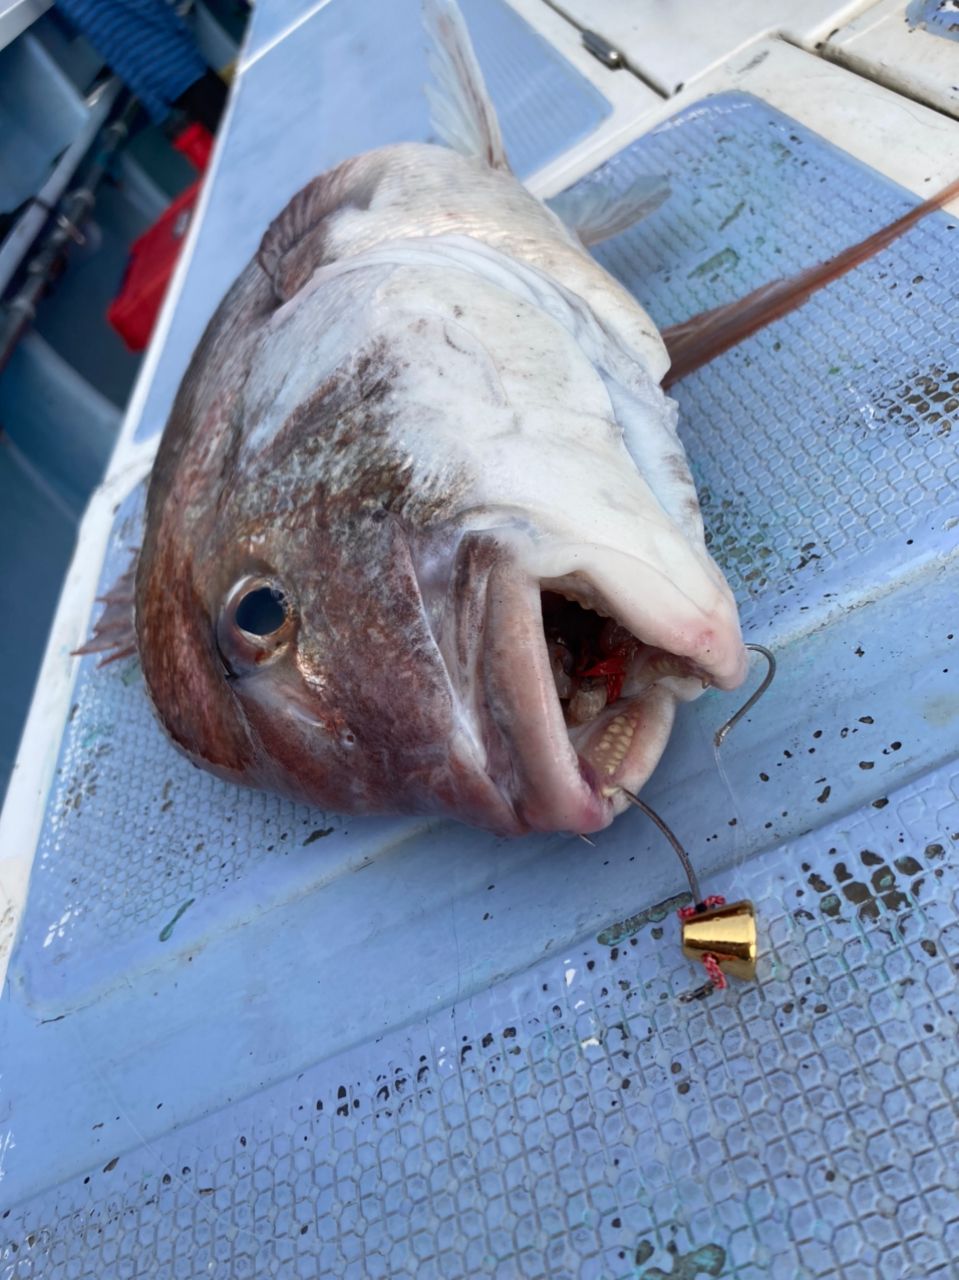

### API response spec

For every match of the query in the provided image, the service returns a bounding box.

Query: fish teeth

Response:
[569,681,607,725]
[549,587,612,619]
[588,712,638,777]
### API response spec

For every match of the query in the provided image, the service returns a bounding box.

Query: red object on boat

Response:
[107,124,213,352]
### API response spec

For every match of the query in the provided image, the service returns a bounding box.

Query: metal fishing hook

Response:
[618,784,759,989]
[617,786,702,905]
[713,643,776,748]
[616,642,777,898]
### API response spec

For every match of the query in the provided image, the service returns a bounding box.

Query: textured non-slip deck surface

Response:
[5,776,959,1279]
[2,82,958,1280]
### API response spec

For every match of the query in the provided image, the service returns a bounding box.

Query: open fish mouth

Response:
[543,588,698,780]
[478,559,723,835]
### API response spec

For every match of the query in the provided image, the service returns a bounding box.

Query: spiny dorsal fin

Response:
[257,164,376,303]
[257,177,332,301]
[663,172,959,386]
[547,173,670,246]
[423,0,509,171]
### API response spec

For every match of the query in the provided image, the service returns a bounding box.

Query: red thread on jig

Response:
[678,896,728,990]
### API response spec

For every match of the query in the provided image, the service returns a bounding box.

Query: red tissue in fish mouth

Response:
[542,592,701,719]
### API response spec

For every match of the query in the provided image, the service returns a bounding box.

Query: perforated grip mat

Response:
[2,94,957,1279]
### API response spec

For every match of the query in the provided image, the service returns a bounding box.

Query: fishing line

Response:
[618,643,776,989]
[617,783,732,989]
[617,786,702,906]
[711,643,777,893]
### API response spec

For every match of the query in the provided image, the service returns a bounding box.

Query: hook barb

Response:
[714,643,776,749]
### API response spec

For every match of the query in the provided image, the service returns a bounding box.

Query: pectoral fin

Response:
[547,173,670,246]
[73,552,138,667]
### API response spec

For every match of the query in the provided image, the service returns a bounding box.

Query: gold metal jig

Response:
[681,899,757,982]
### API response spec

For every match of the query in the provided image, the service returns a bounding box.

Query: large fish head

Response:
[137,245,747,835]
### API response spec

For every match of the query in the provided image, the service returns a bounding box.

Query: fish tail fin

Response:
[663,173,959,387]
[72,552,138,667]
[423,0,509,171]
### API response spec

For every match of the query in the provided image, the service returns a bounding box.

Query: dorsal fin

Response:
[662,173,959,387]
[257,177,332,301]
[257,164,377,303]
[547,173,670,246]
[423,0,509,171]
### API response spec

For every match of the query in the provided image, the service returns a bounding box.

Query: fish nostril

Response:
[235,586,287,637]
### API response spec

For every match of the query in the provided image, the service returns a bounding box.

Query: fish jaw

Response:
[228,657,523,833]
[453,539,747,835]
[480,561,619,833]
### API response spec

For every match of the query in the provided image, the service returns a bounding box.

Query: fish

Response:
[78,0,958,836]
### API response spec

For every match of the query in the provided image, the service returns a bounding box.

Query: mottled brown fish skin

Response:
[136,263,271,779]
[135,270,515,827]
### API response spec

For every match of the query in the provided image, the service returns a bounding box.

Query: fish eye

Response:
[218,576,295,674]
[235,585,287,637]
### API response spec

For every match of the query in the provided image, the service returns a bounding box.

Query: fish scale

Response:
[129,0,613,451]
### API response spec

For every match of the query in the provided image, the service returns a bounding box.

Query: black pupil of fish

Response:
[235,586,286,636]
